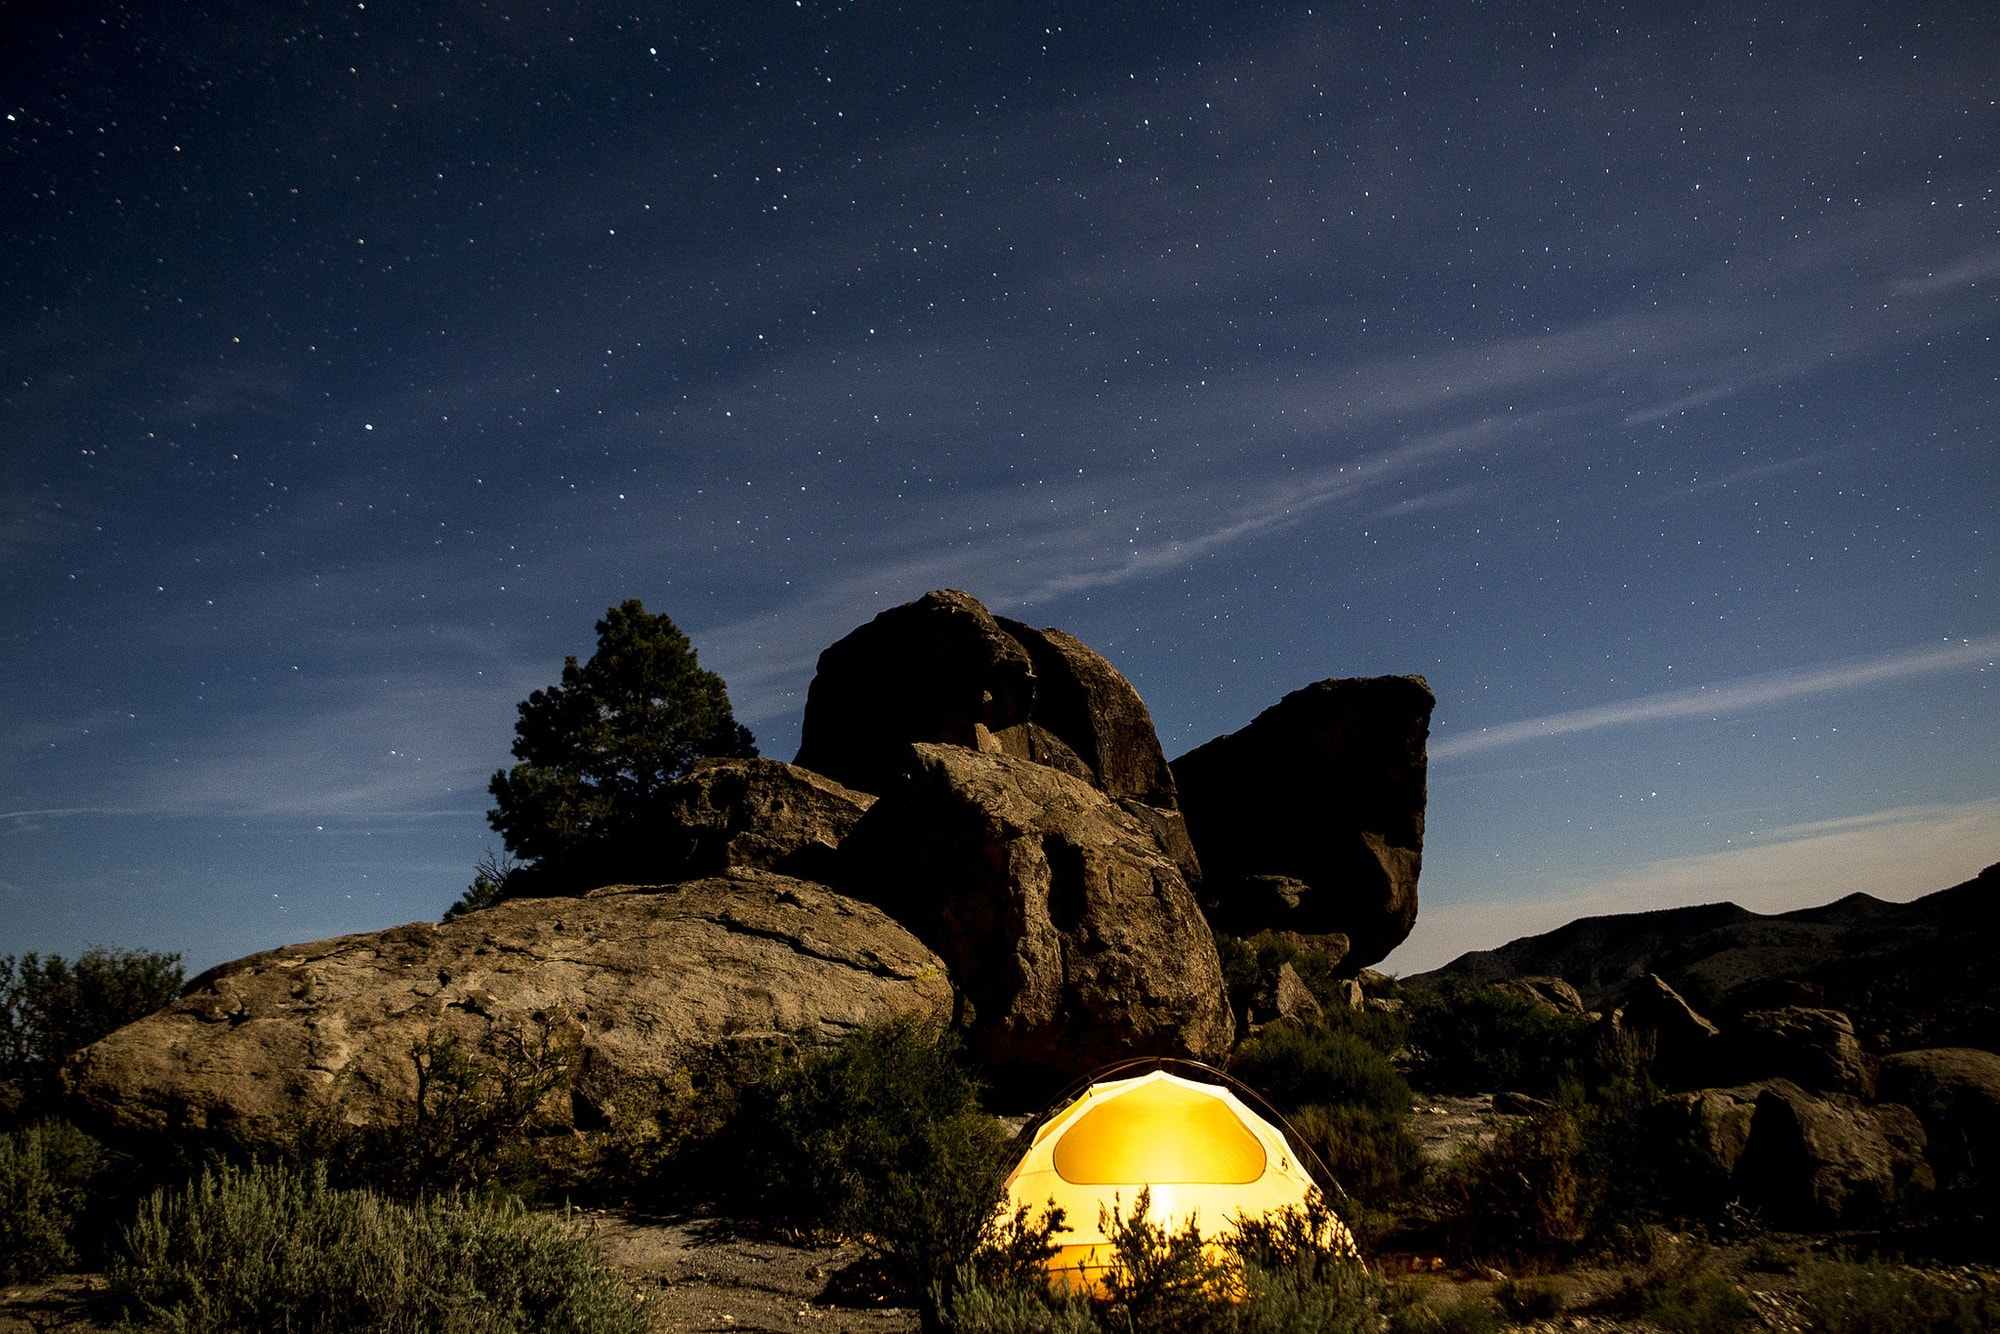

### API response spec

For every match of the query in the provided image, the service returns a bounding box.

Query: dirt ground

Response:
[0,1210,923,1334]
[8,1213,2000,1333]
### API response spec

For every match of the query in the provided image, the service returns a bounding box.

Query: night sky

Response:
[4,1,1995,978]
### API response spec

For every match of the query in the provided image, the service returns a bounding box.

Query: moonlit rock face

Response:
[835,744,1233,1090]
[1174,675,1435,968]
[64,873,951,1151]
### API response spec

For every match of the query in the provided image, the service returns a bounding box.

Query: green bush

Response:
[111,1160,647,1333]
[1492,1274,1563,1321]
[1231,1020,1413,1118]
[1427,1107,1588,1266]
[0,1120,105,1281]
[0,947,183,1121]
[1403,979,1588,1095]
[941,1194,1382,1334]
[1285,1103,1423,1212]
[1793,1258,2000,1334]
[1641,1270,1755,1334]
[734,1019,1016,1320]
[1381,1288,1502,1334]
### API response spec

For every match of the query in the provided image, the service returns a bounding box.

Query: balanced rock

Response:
[792,591,1198,882]
[1172,675,1434,967]
[835,744,1233,1089]
[1878,1047,2000,1199]
[644,757,875,884]
[65,872,951,1150]
[795,591,1038,796]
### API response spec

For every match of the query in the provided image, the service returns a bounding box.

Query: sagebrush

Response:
[112,1159,647,1333]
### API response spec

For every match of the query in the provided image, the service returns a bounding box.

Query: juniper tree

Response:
[478,599,756,900]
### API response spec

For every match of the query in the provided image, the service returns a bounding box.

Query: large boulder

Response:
[1729,1006,1871,1097]
[65,871,952,1150]
[1651,1082,1770,1211]
[1878,1047,2000,1200]
[1172,675,1434,968]
[795,590,1039,797]
[990,618,1176,807]
[791,591,1198,882]
[1732,1079,1932,1225]
[1619,973,1723,1089]
[835,744,1233,1091]
[643,757,875,884]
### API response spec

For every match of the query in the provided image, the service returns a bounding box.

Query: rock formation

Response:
[834,744,1233,1088]
[72,588,1438,1139]
[66,872,950,1149]
[791,590,1200,885]
[643,757,875,885]
[1172,675,1435,968]
[1729,1006,1871,1097]
[1878,1047,2000,1200]
[1732,1080,1931,1226]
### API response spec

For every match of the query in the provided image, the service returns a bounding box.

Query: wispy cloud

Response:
[1433,635,2000,759]
[1387,796,2000,974]
[1890,247,2000,296]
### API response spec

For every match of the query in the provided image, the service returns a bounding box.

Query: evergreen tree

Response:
[481,600,756,898]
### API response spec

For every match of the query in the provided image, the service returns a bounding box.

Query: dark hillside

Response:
[1413,862,2000,1053]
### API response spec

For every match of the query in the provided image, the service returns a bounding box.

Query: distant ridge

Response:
[1410,861,2000,1054]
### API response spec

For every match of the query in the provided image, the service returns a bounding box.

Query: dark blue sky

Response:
[4,1,1995,975]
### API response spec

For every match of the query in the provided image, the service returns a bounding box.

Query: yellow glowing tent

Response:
[1000,1065,1354,1290]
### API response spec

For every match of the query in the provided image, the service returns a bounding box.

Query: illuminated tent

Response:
[1000,1066,1354,1290]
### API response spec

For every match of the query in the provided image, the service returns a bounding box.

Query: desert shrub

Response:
[111,1159,646,1333]
[1381,1286,1501,1334]
[1641,1270,1755,1334]
[942,1194,1381,1334]
[1492,1274,1563,1320]
[1792,1257,2000,1334]
[0,1119,106,1281]
[1214,936,1407,1052]
[941,1268,1099,1334]
[0,947,183,1121]
[1568,1066,1669,1234]
[1427,1107,1588,1266]
[1231,1020,1412,1118]
[1403,979,1587,1095]
[295,1011,587,1197]
[1286,1103,1424,1210]
[734,1018,1017,1319]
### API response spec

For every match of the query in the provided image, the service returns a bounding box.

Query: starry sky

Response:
[3,1,1996,979]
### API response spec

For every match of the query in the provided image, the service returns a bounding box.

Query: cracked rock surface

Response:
[64,871,951,1150]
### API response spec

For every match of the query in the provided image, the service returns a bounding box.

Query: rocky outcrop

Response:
[835,744,1233,1089]
[1878,1047,2000,1199]
[65,872,951,1150]
[1730,1007,1871,1097]
[1411,863,2000,1053]
[1172,675,1434,968]
[1653,1082,1770,1209]
[1617,974,1722,1089]
[1650,1078,1931,1224]
[794,591,1040,797]
[1492,976,1590,1017]
[644,757,875,884]
[790,591,1201,886]
[1733,1079,1932,1225]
